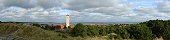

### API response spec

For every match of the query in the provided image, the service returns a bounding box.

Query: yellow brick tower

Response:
[66,15,70,28]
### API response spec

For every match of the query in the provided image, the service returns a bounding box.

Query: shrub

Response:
[127,24,154,40]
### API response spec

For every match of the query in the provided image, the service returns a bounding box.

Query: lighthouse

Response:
[66,15,70,28]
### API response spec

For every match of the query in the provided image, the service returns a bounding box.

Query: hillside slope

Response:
[0,23,79,40]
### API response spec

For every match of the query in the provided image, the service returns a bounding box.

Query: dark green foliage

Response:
[141,20,164,37]
[127,24,154,40]
[72,23,116,37]
[141,20,170,39]
[32,24,41,27]
[65,26,73,32]
[87,26,100,36]
[99,28,107,36]
[72,23,87,36]
[114,27,130,39]
[46,25,55,30]
[162,26,170,40]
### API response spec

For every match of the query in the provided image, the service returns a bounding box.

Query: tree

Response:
[162,26,170,40]
[88,25,101,36]
[72,23,88,37]
[114,27,130,39]
[140,20,164,37]
[127,24,154,40]
[99,28,107,36]
[141,20,170,39]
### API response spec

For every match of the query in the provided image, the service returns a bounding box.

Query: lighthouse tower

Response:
[66,15,70,28]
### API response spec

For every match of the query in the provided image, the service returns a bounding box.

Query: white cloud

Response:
[0,0,170,22]
[0,7,64,22]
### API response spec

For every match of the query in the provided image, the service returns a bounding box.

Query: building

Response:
[51,24,65,30]
[66,15,70,28]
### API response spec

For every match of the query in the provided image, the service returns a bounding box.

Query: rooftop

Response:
[66,15,69,16]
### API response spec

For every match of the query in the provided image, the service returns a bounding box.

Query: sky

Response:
[0,0,170,22]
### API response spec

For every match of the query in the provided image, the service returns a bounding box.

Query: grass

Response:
[0,23,74,40]
[0,23,108,40]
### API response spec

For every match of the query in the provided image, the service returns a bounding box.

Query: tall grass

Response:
[0,23,76,40]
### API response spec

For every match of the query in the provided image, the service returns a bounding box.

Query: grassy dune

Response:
[0,23,76,40]
[0,23,118,40]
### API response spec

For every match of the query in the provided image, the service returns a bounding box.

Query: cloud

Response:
[133,4,170,20]
[156,0,170,13]
[37,0,62,8]
[83,6,131,16]
[0,7,64,22]
[1,0,62,9]
[2,0,36,8]
[0,0,170,22]
[65,0,126,11]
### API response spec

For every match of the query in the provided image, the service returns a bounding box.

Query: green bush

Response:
[141,20,170,39]
[127,24,154,40]
[114,27,130,39]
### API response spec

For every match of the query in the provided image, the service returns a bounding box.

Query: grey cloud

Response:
[0,7,63,22]
[0,0,170,22]
[133,7,170,20]
[65,0,126,11]
[65,0,165,22]
[69,11,114,22]
[37,0,62,9]
[2,0,37,8]
[1,0,62,9]
[156,0,170,13]
[65,0,133,18]
[134,8,157,14]
[83,7,131,16]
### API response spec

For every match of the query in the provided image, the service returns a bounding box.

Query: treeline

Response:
[71,20,170,40]
[140,20,170,40]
